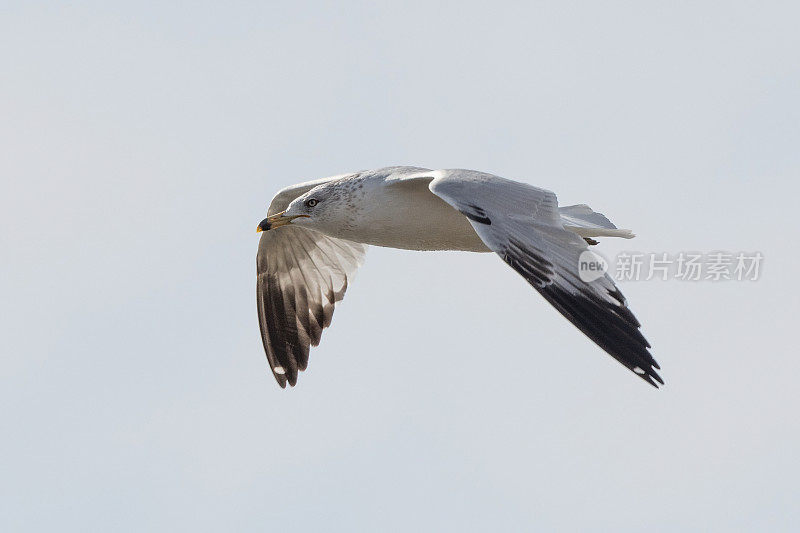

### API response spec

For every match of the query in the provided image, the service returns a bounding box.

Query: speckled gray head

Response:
[256,172,366,234]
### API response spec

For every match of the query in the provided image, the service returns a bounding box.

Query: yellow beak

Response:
[256,212,309,232]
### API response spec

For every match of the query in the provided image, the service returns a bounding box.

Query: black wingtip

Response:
[637,367,664,388]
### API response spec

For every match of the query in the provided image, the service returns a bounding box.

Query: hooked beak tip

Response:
[257,216,274,232]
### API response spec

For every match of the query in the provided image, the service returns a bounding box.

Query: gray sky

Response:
[2,1,798,531]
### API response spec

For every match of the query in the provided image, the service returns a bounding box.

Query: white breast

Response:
[334,175,490,252]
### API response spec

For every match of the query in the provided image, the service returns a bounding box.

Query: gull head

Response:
[257,182,354,234]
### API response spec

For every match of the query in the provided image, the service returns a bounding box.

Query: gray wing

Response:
[257,179,366,387]
[428,169,663,387]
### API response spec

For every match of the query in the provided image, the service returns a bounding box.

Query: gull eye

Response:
[305,198,318,207]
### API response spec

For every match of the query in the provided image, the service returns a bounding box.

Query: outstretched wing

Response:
[428,169,663,387]
[257,178,366,387]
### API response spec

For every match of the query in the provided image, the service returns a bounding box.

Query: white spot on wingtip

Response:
[633,366,645,375]
[274,366,286,375]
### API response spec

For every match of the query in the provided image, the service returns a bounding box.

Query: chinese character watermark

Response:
[575,251,763,282]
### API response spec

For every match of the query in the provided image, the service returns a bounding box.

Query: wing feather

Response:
[429,169,663,387]
[257,177,366,387]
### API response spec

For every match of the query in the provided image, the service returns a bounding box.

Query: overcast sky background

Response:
[2,2,799,531]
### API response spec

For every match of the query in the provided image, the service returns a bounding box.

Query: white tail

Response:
[559,204,635,239]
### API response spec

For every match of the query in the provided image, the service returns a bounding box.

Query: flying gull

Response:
[256,167,662,388]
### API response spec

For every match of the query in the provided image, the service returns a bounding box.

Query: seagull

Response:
[256,166,662,388]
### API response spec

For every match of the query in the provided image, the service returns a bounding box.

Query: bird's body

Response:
[304,167,490,251]
[256,166,661,388]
